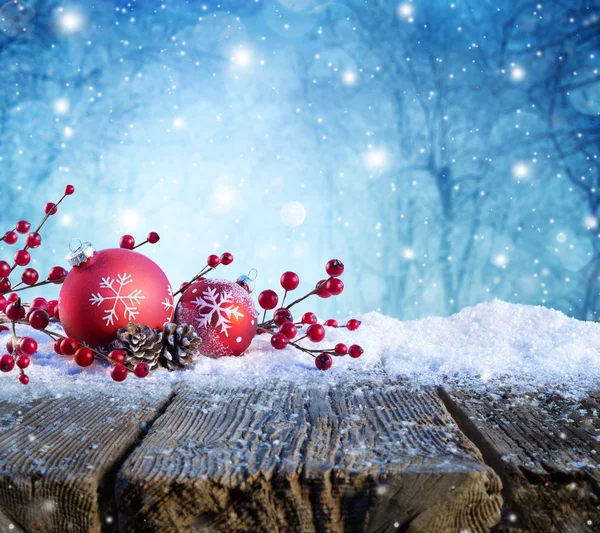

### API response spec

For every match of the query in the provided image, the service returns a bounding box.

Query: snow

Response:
[2,300,600,401]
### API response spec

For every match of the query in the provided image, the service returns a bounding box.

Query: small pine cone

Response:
[160,322,201,371]
[109,323,162,370]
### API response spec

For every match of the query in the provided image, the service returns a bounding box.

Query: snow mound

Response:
[1,300,599,400]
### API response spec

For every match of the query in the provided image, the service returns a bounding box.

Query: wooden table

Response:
[0,376,598,532]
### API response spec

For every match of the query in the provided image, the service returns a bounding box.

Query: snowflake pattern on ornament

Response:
[192,286,244,337]
[89,274,145,326]
[162,286,175,320]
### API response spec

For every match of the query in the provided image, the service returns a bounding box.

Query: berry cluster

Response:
[119,231,161,250]
[176,251,234,296]
[256,259,363,370]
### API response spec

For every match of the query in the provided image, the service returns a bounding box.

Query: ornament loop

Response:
[247,268,258,281]
[236,269,258,293]
[67,240,95,267]
[69,238,83,252]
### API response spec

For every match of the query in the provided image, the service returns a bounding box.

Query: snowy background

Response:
[1,0,599,321]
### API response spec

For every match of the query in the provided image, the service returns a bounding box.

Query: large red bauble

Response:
[175,278,258,358]
[59,248,174,349]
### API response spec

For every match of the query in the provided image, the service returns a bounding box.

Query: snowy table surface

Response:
[0,301,599,532]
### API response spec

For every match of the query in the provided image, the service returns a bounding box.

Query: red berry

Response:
[326,259,344,277]
[280,271,299,291]
[120,234,135,249]
[273,308,293,326]
[17,337,37,356]
[64,184,75,195]
[109,350,126,364]
[30,297,49,312]
[207,254,220,268]
[147,231,160,244]
[0,279,11,294]
[0,295,6,313]
[16,355,30,369]
[0,325,8,333]
[0,260,10,278]
[0,354,14,372]
[349,345,364,358]
[335,343,348,355]
[271,332,289,350]
[3,231,18,245]
[27,308,49,330]
[279,321,297,340]
[54,339,64,355]
[306,324,326,343]
[134,362,150,378]
[60,338,79,356]
[19,374,29,385]
[47,299,59,317]
[45,202,58,215]
[7,293,18,303]
[15,220,30,234]
[6,338,15,355]
[301,312,318,325]
[346,319,361,331]
[111,364,128,382]
[26,232,42,248]
[220,252,234,265]
[14,250,30,266]
[315,280,331,299]
[326,278,344,296]
[324,319,338,327]
[75,347,94,367]
[5,301,26,321]
[21,268,39,286]
[315,353,332,371]
[48,266,68,283]
[258,289,278,310]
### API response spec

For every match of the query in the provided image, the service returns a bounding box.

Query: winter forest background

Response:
[0,0,599,321]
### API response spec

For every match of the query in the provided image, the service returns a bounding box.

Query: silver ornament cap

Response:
[67,239,95,267]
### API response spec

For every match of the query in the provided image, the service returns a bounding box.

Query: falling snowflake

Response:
[162,286,175,319]
[89,274,145,326]
[192,286,243,337]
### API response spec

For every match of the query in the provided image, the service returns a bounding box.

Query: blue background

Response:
[1,0,599,320]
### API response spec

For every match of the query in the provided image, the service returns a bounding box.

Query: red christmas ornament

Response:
[175,278,258,358]
[59,242,174,349]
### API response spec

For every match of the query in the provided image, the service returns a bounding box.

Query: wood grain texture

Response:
[0,393,171,533]
[117,380,502,532]
[439,387,600,533]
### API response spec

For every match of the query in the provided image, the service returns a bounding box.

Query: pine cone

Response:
[160,322,201,371]
[109,323,162,370]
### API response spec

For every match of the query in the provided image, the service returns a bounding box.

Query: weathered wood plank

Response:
[0,392,172,533]
[439,387,600,533]
[117,380,502,532]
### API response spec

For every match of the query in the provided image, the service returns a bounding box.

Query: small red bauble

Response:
[21,268,39,286]
[60,338,79,356]
[14,250,30,266]
[258,289,278,310]
[54,339,64,355]
[349,345,364,358]
[271,332,289,350]
[301,312,318,325]
[3,231,18,245]
[111,364,128,382]
[220,252,233,265]
[16,355,30,369]
[48,266,68,283]
[5,301,26,321]
[280,271,299,291]
[0,355,14,372]
[109,349,126,364]
[74,347,94,367]
[17,337,37,355]
[119,235,135,249]
[15,220,31,234]
[26,232,42,248]
[134,362,150,378]
[279,321,298,340]
[306,324,326,343]
[273,308,293,326]
[65,184,75,195]
[335,343,348,355]
[207,254,220,268]
[27,308,49,330]
[315,280,331,299]
[175,278,258,358]
[147,232,160,244]
[0,279,11,294]
[30,297,49,312]
[0,260,10,277]
[19,374,29,385]
[324,319,338,327]
[326,278,344,296]
[346,319,361,331]
[45,202,58,215]
[315,353,332,371]
[325,259,344,277]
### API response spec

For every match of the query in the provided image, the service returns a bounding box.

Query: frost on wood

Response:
[89,273,145,326]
